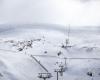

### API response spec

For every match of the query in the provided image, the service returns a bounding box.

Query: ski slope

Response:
[0,24,100,80]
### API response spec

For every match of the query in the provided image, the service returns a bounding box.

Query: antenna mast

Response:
[66,24,70,46]
[67,24,70,44]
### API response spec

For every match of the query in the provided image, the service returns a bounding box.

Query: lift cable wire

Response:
[32,55,100,60]
[0,48,100,60]
[30,55,49,72]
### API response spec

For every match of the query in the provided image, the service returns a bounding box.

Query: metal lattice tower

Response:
[54,62,67,80]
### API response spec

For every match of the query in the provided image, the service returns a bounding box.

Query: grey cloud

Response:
[0,0,100,27]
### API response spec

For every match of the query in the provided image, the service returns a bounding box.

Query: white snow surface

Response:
[0,25,100,80]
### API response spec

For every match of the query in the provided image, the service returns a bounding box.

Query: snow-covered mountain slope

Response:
[0,25,100,80]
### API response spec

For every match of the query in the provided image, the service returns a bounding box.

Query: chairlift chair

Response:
[38,73,52,79]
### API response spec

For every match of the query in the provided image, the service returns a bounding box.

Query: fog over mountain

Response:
[0,1,100,80]
[0,0,100,27]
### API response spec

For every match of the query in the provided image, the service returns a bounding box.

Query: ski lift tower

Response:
[66,24,70,46]
[68,25,70,43]
[54,68,61,80]
[54,62,66,80]
[64,57,67,66]
[64,24,71,49]
[38,73,52,80]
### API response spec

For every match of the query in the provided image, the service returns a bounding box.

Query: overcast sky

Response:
[0,0,100,26]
